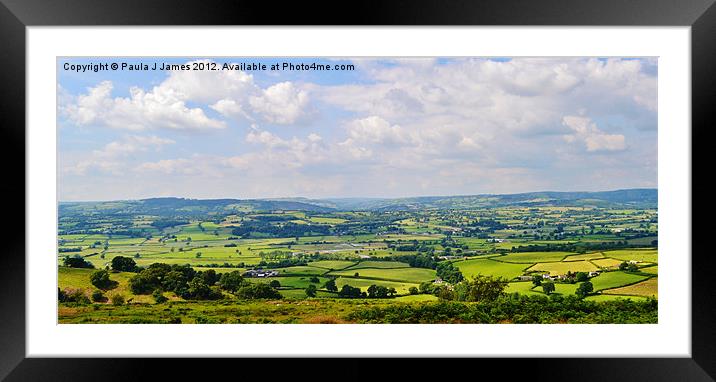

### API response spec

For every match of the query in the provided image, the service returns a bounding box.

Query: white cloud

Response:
[63,60,314,131]
[59,58,657,200]
[561,115,626,152]
[344,116,412,146]
[65,135,174,175]
[63,81,225,131]
[249,82,310,124]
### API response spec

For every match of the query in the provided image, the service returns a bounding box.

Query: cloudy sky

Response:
[57,57,657,201]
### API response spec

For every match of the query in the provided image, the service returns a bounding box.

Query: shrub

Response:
[90,269,114,290]
[91,289,106,302]
[110,294,125,306]
[62,288,90,304]
[152,289,168,304]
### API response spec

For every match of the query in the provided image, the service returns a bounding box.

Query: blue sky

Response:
[57,57,657,201]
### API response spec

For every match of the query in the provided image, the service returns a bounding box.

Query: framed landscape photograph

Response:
[4,0,716,379]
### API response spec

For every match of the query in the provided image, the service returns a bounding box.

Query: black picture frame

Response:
[1,0,714,380]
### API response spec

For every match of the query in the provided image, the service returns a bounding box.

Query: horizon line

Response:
[58,187,657,204]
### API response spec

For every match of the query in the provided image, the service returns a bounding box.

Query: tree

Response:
[218,271,245,292]
[436,261,464,284]
[532,275,543,286]
[309,276,320,283]
[619,261,629,271]
[111,256,137,272]
[130,272,161,295]
[542,281,555,295]
[90,269,114,290]
[198,269,219,285]
[324,279,338,292]
[409,286,419,295]
[367,284,378,298]
[626,263,639,272]
[338,285,364,298]
[183,277,223,300]
[235,283,282,300]
[575,281,594,297]
[269,280,281,288]
[576,272,589,282]
[62,255,94,269]
[305,284,317,297]
[453,275,509,302]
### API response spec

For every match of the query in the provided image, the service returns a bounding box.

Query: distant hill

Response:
[58,188,657,217]
[320,189,657,210]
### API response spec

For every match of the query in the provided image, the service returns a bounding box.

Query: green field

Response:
[334,277,419,294]
[345,261,410,270]
[328,267,436,283]
[603,249,658,264]
[497,252,573,263]
[527,261,598,275]
[454,258,528,280]
[563,252,604,261]
[589,271,649,291]
[307,260,357,270]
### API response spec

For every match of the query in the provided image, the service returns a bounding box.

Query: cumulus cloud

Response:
[62,60,314,132]
[63,81,225,131]
[58,57,657,200]
[249,82,310,124]
[561,115,627,152]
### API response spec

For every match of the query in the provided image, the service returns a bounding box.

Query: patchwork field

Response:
[58,194,658,324]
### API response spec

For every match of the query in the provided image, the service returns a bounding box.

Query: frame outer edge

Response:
[0,1,27,381]
[691,0,716,379]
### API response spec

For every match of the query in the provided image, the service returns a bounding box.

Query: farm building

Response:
[244,269,279,278]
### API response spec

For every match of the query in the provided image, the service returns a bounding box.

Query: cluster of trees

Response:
[347,295,658,324]
[126,263,285,301]
[58,247,82,253]
[532,274,594,297]
[150,219,190,229]
[510,241,635,253]
[432,275,509,302]
[62,255,94,269]
[231,221,330,238]
[435,261,464,284]
[337,285,365,298]
[619,261,640,272]
[128,263,223,300]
